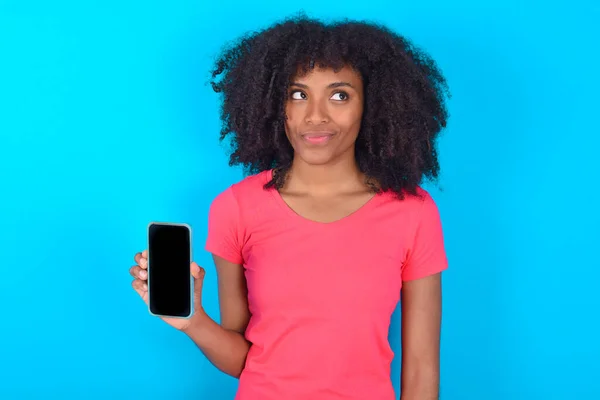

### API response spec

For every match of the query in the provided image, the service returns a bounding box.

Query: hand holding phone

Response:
[130,222,205,331]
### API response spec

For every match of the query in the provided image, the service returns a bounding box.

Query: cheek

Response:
[283,118,294,138]
[283,114,298,143]
[284,106,298,130]
[284,101,298,119]
[336,109,363,135]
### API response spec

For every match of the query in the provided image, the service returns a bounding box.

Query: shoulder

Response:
[206,170,273,251]
[209,169,273,213]
[374,186,443,239]
[378,185,438,214]
[412,186,440,215]
[230,169,272,200]
[395,186,445,241]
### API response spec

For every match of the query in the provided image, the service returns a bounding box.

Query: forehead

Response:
[291,65,362,85]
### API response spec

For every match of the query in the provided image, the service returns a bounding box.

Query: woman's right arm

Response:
[183,254,251,378]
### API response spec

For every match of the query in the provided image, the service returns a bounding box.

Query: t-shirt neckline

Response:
[264,168,383,227]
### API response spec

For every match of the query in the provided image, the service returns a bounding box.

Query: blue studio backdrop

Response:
[1,1,598,399]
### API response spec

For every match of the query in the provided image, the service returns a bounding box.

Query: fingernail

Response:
[140,270,147,279]
[143,283,148,290]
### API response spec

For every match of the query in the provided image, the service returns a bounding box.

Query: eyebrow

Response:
[290,81,354,89]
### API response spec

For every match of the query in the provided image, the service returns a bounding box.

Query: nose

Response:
[304,97,329,125]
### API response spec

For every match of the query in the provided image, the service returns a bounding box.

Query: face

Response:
[284,65,364,166]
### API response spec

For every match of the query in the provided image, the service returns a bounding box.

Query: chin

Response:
[296,149,336,166]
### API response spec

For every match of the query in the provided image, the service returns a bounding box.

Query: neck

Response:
[284,154,364,194]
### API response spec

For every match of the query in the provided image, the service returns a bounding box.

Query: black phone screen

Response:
[148,223,192,318]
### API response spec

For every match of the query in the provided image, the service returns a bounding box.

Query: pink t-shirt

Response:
[205,169,448,400]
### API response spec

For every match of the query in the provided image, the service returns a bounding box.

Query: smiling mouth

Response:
[301,131,335,145]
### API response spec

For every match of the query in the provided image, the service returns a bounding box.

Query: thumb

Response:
[191,262,205,297]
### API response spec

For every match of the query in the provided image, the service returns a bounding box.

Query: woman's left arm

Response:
[400,272,443,400]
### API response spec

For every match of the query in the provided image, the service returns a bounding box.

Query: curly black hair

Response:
[210,13,450,199]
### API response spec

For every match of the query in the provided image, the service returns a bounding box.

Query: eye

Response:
[331,92,349,101]
[290,91,307,100]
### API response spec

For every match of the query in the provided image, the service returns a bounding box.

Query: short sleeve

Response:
[401,192,449,281]
[205,186,244,265]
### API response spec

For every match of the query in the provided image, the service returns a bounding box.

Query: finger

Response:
[132,278,147,291]
[134,251,148,268]
[132,278,148,300]
[129,265,147,280]
[138,257,148,269]
[191,263,204,307]
[191,262,205,280]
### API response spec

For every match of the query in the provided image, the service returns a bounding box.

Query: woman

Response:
[131,14,450,400]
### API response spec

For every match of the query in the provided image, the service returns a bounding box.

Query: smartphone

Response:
[147,222,193,319]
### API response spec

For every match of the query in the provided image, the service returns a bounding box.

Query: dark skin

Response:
[280,66,373,223]
[130,66,442,398]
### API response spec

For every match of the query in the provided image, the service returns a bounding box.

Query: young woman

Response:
[131,14,450,400]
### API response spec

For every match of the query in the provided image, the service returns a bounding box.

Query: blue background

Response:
[1,1,598,399]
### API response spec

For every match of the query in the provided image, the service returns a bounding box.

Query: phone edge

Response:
[146,221,194,320]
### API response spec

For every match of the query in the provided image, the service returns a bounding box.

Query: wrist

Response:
[182,308,210,335]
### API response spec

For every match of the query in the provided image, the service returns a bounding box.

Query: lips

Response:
[301,131,335,145]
